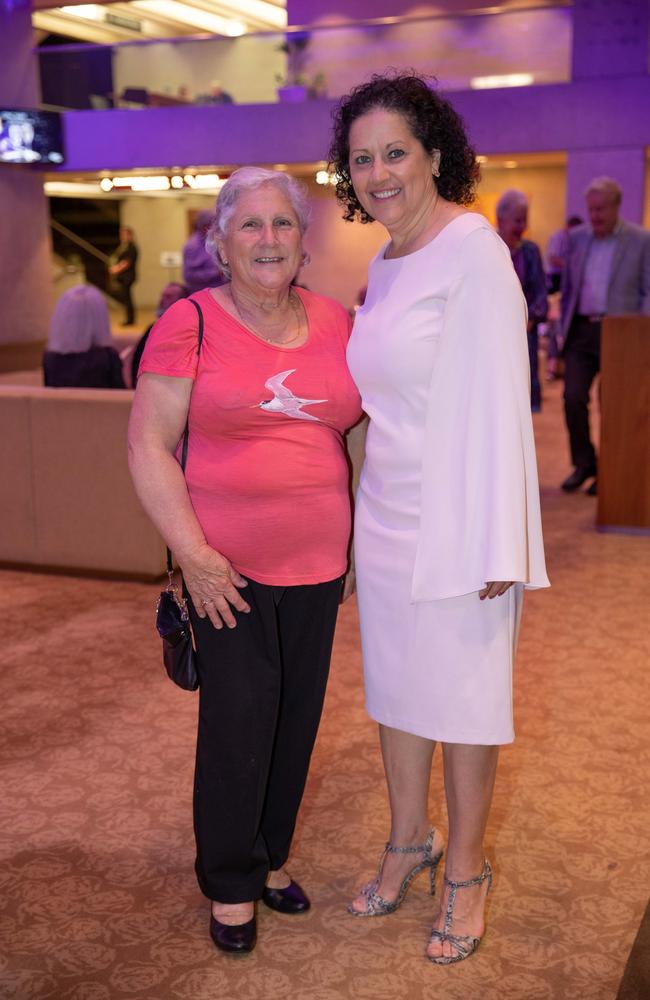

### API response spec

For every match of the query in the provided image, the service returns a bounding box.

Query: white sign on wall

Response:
[160,251,182,268]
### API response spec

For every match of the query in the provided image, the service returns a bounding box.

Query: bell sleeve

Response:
[410,224,550,602]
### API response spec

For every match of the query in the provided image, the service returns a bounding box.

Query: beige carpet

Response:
[2,379,649,1000]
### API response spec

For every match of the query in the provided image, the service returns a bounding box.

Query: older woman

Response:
[329,74,549,964]
[496,189,548,411]
[128,167,362,954]
[43,283,125,388]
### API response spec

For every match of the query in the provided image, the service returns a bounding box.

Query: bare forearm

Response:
[128,442,207,564]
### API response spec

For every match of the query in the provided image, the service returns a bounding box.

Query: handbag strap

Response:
[166,297,205,578]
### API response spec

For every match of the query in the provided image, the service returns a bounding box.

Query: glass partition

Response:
[38,5,573,111]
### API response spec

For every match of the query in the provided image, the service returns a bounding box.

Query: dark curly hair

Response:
[328,72,479,223]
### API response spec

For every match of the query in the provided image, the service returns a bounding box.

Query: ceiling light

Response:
[504,161,518,169]
[131,1,248,36]
[192,174,222,188]
[45,181,104,196]
[470,74,534,90]
[130,176,171,191]
[315,170,330,185]
[221,0,286,29]
[110,175,171,191]
[225,20,246,37]
[476,155,487,164]
[170,175,184,189]
[60,5,104,21]
[99,177,114,192]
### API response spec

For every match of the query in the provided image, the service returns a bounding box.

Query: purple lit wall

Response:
[286,1,494,24]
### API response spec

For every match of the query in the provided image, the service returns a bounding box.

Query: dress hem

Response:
[366,705,515,746]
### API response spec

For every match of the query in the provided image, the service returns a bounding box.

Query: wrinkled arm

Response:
[127,373,250,627]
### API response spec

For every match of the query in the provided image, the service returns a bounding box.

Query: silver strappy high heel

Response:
[348,828,444,917]
[427,859,493,964]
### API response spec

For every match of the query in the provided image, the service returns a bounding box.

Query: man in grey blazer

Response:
[560,177,650,494]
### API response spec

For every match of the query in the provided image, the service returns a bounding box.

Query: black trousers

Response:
[187,575,342,903]
[563,316,601,472]
[117,280,135,324]
[527,323,541,411]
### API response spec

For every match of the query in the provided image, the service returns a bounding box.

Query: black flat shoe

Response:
[210,913,257,953]
[262,879,310,914]
[586,479,598,496]
[561,467,597,492]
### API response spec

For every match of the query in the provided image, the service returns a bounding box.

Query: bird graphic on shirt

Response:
[258,369,327,422]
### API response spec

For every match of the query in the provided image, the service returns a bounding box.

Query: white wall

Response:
[113,35,284,105]
[120,192,215,307]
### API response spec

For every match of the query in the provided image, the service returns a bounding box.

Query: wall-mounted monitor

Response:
[0,108,65,166]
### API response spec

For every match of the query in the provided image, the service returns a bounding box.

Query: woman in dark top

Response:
[496,190,548,412]
[43,284,126,389]
[109,226,139,326]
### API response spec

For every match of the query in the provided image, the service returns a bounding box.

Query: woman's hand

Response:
[479,581,514,600]
[180,543,250,629]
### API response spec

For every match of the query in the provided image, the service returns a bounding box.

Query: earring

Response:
[301,251,311,266]
[432,167,440,178]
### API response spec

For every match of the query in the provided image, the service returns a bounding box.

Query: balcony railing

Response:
[37,4,573,112]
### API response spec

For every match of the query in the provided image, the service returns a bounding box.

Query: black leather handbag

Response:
[155,297,204,691]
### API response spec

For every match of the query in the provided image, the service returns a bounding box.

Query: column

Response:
[0,0,53,369]
[567,0,649,221]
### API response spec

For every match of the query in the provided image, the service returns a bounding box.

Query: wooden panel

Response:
[597,316,650,532]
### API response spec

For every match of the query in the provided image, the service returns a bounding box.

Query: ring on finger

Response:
[200,598,212,607]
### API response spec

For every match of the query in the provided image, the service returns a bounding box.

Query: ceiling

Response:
[32,0,287,44]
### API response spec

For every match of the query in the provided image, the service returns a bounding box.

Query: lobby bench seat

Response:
[0,385,166,579]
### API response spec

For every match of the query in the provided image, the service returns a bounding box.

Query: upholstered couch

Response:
[0,385,166,578]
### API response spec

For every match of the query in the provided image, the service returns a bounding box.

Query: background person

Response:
[544,215,583,380]
[182,211,225,294]
[329,73,548,966]
[130,282,188,387]
[496,189,548,412]
[109,226,138,326]
[195,80,234,105]
[128,167,362,957]
[560,177,650,495]
[43,283,126,389]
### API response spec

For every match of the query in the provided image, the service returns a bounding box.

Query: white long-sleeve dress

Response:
[347,213,549,744]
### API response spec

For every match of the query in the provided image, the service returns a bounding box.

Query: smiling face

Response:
[348,108,438,235]
[218,182,303,296]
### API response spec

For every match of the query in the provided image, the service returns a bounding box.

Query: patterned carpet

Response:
[2,379,649,1000]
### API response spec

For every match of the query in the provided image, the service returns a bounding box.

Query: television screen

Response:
[0,108,65,165]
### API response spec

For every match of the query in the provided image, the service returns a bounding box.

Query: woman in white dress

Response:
[329,74,549,964]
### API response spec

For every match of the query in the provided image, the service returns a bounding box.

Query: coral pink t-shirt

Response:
[139,287,363,585]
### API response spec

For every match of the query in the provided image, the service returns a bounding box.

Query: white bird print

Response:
[258,369,327,422]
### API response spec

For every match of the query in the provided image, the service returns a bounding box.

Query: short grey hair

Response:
[585,176,622,205]
[496,189,529,221]
[206,167,310,278]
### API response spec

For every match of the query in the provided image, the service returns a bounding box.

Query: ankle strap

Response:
[386,828,435,855]
[443,859,492,889]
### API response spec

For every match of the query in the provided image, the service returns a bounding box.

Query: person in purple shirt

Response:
[496,190,548,412]
[182,211,226,294]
